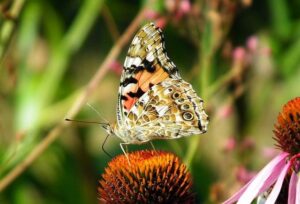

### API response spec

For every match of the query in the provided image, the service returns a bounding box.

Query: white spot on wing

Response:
[132,57,142,67]
[124,57,142,68]
[156,105,169,117]
[141,94,150,104]
[123,83,135,90]
[146,53,155,62]
[132,37,140,45]
[124,57,130,68]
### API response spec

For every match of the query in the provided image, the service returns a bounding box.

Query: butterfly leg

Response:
[150,141,156,152]
[120,142,131,165]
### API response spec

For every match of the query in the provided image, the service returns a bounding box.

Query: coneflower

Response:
[98,150,196,204]
[223,97,300,204]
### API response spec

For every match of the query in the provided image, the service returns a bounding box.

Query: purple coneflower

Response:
[98,150,196,204]
[224,97,300,204]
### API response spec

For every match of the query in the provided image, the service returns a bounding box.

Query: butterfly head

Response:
[101,123,114,135]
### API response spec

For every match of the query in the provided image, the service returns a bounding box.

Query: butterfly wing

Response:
[117,23,179,126]
[125,78,209,143]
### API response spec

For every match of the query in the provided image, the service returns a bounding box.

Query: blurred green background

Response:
[0,0,300,203]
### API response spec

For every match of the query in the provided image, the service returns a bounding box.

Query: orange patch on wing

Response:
[140,65,168,91]
[123,64,169,111]
[123,97,135,111]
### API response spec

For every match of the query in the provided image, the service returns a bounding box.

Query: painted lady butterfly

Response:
[104,22,209,151]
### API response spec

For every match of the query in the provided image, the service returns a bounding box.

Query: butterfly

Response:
[103,22,209,153]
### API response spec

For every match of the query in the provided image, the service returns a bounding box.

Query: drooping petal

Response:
[288,171,298,204]
[222,179,252,204]
[265,162,290,204]
[296,174,300,204]
[223,153,289,204]
[236,152,289,204]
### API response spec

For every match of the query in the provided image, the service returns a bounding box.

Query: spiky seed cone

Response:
[274,97,300,155]
[98,150,196,204]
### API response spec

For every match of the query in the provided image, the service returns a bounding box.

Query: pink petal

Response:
[223,153,289,204]
[288,171,298,204]
[236,152,289,204]
[297,174,300,204]
[265,162,290,204]
[222,179,252,204]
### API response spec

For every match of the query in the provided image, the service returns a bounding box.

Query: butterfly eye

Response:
[181,104,190,110]
[183,112,194,121]
[172,92,180,99]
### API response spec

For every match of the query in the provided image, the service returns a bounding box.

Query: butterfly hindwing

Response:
[124,78,209,143]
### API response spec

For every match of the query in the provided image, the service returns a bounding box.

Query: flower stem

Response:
[36,0,105,113]
[0,0,26,62]
[184,5,213,167]
[0,7,147,192]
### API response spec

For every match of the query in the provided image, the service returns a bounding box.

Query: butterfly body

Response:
[106,23,209,145]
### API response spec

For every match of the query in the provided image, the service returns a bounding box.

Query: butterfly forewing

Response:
[117,23,179,126]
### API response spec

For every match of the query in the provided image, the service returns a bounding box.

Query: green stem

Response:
[184,7,213,167]
[36,0,104,119]
[207,69,234,98]
[184,55,211,167]
[0,0,26,61]
[5,0,104,174]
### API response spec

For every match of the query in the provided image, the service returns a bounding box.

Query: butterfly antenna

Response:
[86,103,109,123]
[102,134,113,158]
[65,118,108,126]
[66,118,113,156]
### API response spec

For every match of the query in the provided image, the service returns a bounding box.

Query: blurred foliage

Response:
[0,0,299,203]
